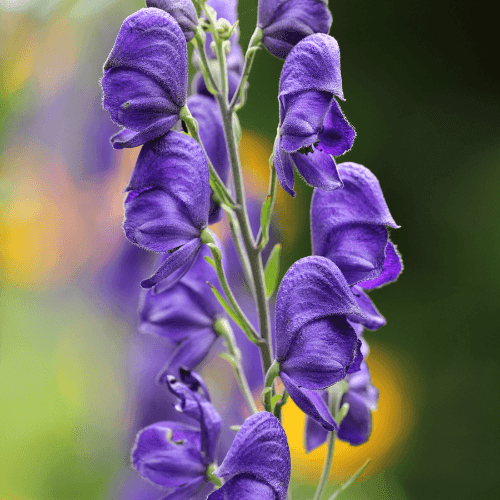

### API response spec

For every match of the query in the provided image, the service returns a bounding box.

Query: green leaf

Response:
[270,394,283,413]
[259,195,273,249]
[327,459,371,500]
[204,256,216,269]
[219,352,237,368]
[260,386,272,406]
[264,244,282,298]
[207,282,242,327]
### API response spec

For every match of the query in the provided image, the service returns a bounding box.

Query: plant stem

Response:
[214,317,258,415]
[256,163,278,250]
[230,26,263,111]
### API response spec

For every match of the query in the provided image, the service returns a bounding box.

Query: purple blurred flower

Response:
[187,94,230,224]
[258,0,332,59]
[275,256,363,429]
[102,8,188,149]
[208,412,291,500]
[146,0,198,42]
[139,246,225,376]
[311,162,403,329]
[132,369,221,499]
[274,33,355,196]
[123,131,210,289]
[305,361,379,450]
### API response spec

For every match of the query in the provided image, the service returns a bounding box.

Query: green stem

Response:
[256,162,278,250]
[229,26,263,112]
[192,29,218,94]
[313,383,348,500]
[217,96,275,381]
[202,230,261,344]
[224,206,256,297]
[213,317,258,414]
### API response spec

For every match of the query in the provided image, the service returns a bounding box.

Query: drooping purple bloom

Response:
[305,361,379,450]
[311,161,402,329]
[275,256,363,429]
[208,412,291,500]
[146,0,198,42]
[258,0,332,59]
[139,246,225,377]
[274,34,355,196]
[132,369,221,500]
[102,8,188,149]
[123,131,210,289]
[187,94,230,224]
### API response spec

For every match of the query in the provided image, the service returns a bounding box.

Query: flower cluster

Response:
[101,1,403,498]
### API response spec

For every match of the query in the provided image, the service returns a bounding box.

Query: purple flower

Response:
[305,361,379,450]
[258,0,332,59]
[274,33,355,196]
[311,162,403,329]
[208,412,291,500]
[145,0,198,42]
[123,131,210,289]
[139,246,225,376]
[102,8,188,149]
[187,94,230,224]
[275,256,363,429]
[132,369,221,500]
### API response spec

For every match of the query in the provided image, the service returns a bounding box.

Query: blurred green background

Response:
[1,0,498,499]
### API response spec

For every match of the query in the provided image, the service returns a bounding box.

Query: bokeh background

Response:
[1,0,499,499]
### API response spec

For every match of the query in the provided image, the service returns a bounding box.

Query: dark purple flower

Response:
[132,369,221,499]
[258,0,332,59]
[274,33,355,196]
[187,94,230,224]
[139,246,225,376]
[102,8,188,149]
[275,256,363,429]
[311,161,402,329]
[146,0,198,42]
[305,361,379,451]
[208,412,291,500]
[123,131,210,289]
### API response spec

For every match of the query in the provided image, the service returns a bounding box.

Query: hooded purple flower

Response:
[311,162,403,329]
[187,94,230,224]
[258,0,332,59]
[123,131,210,289]
[208,412,291,500]
[275,256,363,430]
[102,8,188,149]
[145,0,198,42]
[305,360,379,450]
[139,246,225,377]
[132,369,221,500]
[274,33,355,196]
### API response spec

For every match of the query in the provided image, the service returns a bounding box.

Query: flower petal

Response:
[131,421,205,487]
[215,412,291,500]
[126,131,210,232]
[318,98,356,155]
[280,316,359,389]
[146,0,198,42]
[358,241,403,289]
[304,412,329,452]
[279,33,344,101]
[291,148,342,191]
[274,137,296,197]
[140,238,202,289]
[280,90,332,152]
[258,0,332,59]
[275,256,363,363]
[187,94,230,224]
[281,373,337,431]
[208,474,276,500]
[347,286,386,331]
